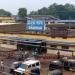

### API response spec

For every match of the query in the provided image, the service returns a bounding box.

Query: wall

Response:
[0,23,26,33]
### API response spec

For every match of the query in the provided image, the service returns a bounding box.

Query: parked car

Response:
[48,60,63,75]
[14,59,41,75]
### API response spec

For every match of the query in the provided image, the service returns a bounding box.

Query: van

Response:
[14,59,41,75]
[10,61,21,74]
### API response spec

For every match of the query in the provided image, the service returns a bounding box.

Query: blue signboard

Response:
[27,20,45,31]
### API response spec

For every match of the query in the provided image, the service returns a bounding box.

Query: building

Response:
[46,20,75,24]
[27,15,58,20]
[0,16,16,23]
[46,23,75,37]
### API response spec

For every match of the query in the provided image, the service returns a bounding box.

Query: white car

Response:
[10,61,22,74]
[14,59,41,75]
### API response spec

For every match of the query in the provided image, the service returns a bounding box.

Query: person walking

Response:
[0,60,4,71]
[57,51,60,59]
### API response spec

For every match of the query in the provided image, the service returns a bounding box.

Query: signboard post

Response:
[27,20,45,31]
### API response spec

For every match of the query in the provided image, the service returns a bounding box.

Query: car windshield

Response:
[19,64,27,69]
[49,64,61,70]
[70,62,75,67]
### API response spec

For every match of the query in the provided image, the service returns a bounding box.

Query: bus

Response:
[17,39,47,54]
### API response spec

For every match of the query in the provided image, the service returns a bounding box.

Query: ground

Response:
[41,60,75,75]
[0,57,75,75]
[0,47,75,75]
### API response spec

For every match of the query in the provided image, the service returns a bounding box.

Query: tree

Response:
[64,3,75,19]
[48,3,75,19]
[38,7,49,15]
[18,8,27,19]
[0,9,12,16]
[30,11,38,15]
[29,3,75,19]
[48,3,67,19]
[48,3,57,16]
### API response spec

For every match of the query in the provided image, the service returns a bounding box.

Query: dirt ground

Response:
[0,58,75,75]
[0,58,74,75]
[0,47,75,75]
[40,61,75,75]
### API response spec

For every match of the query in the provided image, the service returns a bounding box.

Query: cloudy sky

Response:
[0,0,74,14]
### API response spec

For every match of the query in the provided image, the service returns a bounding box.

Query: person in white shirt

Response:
[0,60,4,71]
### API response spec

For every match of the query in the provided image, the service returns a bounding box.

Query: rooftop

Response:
[23,60,39,65]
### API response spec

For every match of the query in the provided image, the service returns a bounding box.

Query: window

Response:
[19,64,27,69]
[62,45,69,49]
[50,45,57,49]
[36,62,39,66]
[49,64,60,70]
[70,62,75,67]
[64,62,68,67]
[32,64,35,67]
[28,65,31,68]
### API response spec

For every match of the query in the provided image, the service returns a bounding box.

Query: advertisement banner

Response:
[27,20,45,31]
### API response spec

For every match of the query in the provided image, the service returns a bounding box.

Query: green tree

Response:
[30,11,38,15]
[48,3,67,19]
[18,8,27,19]
[48,3,75,19]
[0,9,11,16]
[64,3,75,19]
[48,3,57,17]
[38,7,49,15]
[29,3,75,19]
[30,7,49,15]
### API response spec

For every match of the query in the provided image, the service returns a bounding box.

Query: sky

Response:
[0,0,75,15]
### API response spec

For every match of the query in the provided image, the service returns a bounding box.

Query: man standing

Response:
[57,51,60,59]
[0,60,4,71]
